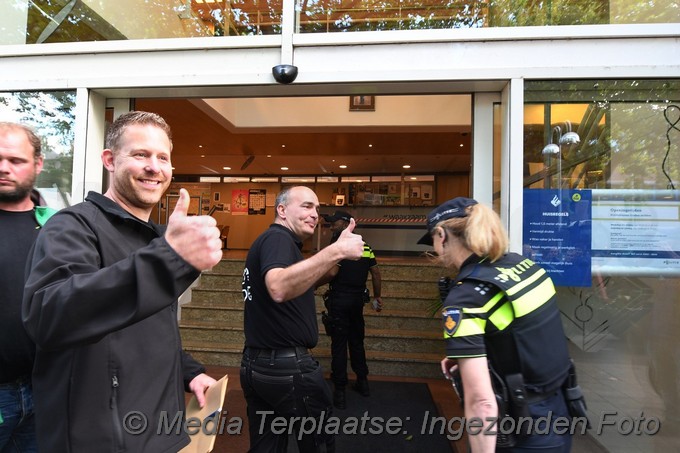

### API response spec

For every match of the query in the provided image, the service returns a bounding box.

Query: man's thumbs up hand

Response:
[165,189,222,271]
[335,218,364,261]
[170,187,190,219]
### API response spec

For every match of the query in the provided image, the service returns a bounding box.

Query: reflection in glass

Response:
[1,0,283,45]
[0,0,676,44]
[523,79,680,452]
[525,80,680,191]
[296,0,678,33]
[0,91,76,207]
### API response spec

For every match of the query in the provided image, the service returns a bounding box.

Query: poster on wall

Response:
[248,189,266,215]
[523,189,592,287]
[590,189,680,276]
[231,189,249,215]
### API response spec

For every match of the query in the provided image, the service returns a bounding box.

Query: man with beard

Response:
[0,122,55,453]
[23,111,221,452]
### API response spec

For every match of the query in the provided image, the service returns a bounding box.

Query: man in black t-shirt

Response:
[240,186,364,453]
[0,122,55,452]
[320,210,382,410]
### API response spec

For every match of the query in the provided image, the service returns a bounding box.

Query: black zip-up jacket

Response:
[23,192,205,452]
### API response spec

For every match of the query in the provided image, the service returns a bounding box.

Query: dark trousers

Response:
[0,377,37,453]
[240,347,334,453]
[328,293,368,388]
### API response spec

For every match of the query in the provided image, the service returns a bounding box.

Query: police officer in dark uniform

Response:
[419,197,580,452]
[321,210,382,410]
[240,186,364,453]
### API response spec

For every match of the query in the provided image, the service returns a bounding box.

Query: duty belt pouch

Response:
[362,288,371,304]
[451,363,517,448]
[562,359,592,428]
[321,310,334,336]
[505,373,531,421]
[488,365,517,448]
[321,290,335,336]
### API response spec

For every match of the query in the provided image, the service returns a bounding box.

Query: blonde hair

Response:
[438,202,508,262]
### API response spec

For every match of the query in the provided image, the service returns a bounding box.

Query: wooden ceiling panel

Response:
[135,98,471,176]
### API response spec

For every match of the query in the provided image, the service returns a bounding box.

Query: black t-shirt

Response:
[0,209,40,382]
[242,224,318,349]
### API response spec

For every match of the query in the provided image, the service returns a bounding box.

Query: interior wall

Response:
[184,174,471,251]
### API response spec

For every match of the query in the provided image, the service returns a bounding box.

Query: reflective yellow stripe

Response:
[444,316,486,338]
[463,291,504,314]
[362,245,374,259]
[489,301,514,330]
[505,267,546,297]
[512,277,556,317]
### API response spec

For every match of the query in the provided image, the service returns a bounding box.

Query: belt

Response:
[246,346,310,359]
[524,389,559,404]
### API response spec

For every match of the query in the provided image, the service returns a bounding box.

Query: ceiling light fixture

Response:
[339,165,347,169]
[223,166,231,170]
[281,166,289,171]
[403,165,411,169]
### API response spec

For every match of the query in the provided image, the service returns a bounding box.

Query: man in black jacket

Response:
[23,111,222,452]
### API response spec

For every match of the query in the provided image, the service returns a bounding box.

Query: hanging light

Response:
[559,121,581,146]
[542,143,560,155]
[542,125,562,155]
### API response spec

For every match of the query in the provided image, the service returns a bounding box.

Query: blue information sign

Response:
[523,189,592,287]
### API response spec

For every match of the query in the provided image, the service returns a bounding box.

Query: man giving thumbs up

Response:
[166,188,223,272]
[23,111,217,453]
[240,186,364,452]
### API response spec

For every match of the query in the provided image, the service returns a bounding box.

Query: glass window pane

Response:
[295,0,679,33]
[1,1,678,43]
[0,0,282,45]
[523,79,680,452]
[0,90,76,209]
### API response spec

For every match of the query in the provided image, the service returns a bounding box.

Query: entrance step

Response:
[180,258,449,379]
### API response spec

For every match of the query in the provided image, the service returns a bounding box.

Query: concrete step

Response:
[182,258,449,379]
[210,259,246,275]
[182,302,440,331]
[191,289,440,314]
[180,320,441,354]
[182,341,443,379]
[191,288,244,306]
[199,272,440,298]
[209,259,446,281]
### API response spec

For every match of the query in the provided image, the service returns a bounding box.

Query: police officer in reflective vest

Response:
[321,210,382,410]
[419,197,579,452]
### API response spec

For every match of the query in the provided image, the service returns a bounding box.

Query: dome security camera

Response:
[272,64,298,84]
